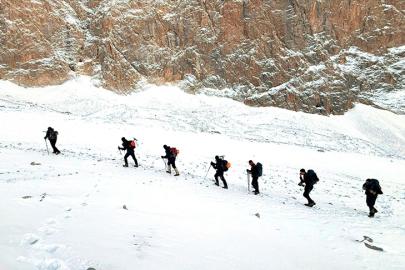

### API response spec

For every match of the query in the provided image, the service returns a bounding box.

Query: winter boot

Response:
[308,202,316,207]
[214,182,219,186]
[174,168,180,176]
[166,165,171,174]
[123,164,128,167]
[374,208,378,213]
[368,213,375,218]
[134,164,139,167]
[254,191,260,195]
[222,181,228,189]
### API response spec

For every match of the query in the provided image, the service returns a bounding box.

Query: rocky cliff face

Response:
[1,0,404,115]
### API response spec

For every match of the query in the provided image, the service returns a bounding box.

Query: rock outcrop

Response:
[1,0,404,115]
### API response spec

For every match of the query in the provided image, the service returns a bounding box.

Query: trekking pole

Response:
[44,139,49,155]
[161,157,167,170]
[204,164,211,180]
[247,173,250,192]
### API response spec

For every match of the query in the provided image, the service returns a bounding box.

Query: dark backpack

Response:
[307,170,319,185]
[364,179,383,195]
[257,163,263,177]
[49,130,58,140]
[222,159,230,171]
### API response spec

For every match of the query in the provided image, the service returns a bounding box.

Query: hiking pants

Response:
[168,158,176,169]
[366,195,377,214]
[124,153,138,166]
[215,171,228,187]
[49,139,59,153]
[303,185,314,204]
[252,176,259,192]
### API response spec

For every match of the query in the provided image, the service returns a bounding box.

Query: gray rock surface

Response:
[1,0,404,115]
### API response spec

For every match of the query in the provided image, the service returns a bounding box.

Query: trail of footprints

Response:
[18,180,101,269]
[14,148,403,268]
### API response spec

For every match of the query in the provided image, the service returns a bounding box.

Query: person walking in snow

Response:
[161,145,179,176]
[211,155,228,189]
[362,179,383,218]
[247,160,260,195]
[118,137,138,167]
[44,127,60,154]
[299,169,319,207]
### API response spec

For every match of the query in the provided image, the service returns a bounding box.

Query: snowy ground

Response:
[1,76,405,269]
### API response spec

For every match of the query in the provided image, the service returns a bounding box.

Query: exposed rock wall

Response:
[0,0,404,114]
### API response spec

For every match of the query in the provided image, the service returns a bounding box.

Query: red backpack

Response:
[170,147,179,157]
[129,141,136,149]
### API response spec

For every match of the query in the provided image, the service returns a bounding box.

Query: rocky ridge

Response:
[0,0,404,115]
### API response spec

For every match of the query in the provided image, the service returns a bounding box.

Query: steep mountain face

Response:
[0,0,404,115]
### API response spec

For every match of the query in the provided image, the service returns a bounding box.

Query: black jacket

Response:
[212,159,223,172]
[248,164,259,177]
[45,128,57,140]
[363,179,383,197]
[120,139,134,154]
[162,146,173,159]
[301,171,318,186]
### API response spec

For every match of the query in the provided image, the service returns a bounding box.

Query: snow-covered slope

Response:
[0,77,405,269]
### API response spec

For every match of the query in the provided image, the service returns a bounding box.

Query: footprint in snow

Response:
[82,202,87,206]
[45,218,57,225]
[64,206,71,211]
[35,258,65,270]
[23,233,40,245]
[42,244,60,253]
[39,228,57,235]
